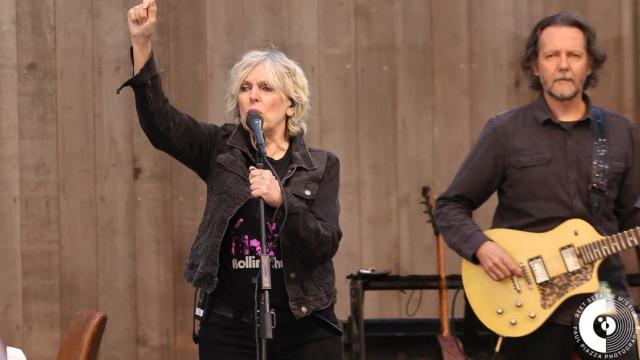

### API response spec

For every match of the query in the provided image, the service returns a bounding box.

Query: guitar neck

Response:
[420,185,451,336]
[436,234,450,336]
[579,226,640,263]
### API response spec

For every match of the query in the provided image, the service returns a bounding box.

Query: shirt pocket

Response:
[508,153,551,168]
[505,153,552,198]
[607,159,627,190]
[609,160,626,174]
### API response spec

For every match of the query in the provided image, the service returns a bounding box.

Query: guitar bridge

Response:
[528,256,550,284]
[511,276,522,293]
[519,263,533,289]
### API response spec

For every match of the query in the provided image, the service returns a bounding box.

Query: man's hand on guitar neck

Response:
[475,241,523,281]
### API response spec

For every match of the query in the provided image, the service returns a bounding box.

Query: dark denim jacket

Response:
[119,54,342,319]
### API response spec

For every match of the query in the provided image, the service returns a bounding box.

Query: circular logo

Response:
[573,294,637,358]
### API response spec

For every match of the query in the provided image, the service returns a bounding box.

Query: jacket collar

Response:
[226,124,316,170]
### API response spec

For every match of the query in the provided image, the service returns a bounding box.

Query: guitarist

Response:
[435,12,640,360]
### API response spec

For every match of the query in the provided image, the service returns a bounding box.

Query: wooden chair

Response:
[57,311,107,360]
[0,336,7,360]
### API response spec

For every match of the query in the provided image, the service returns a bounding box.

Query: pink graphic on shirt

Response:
[230,217,278,257]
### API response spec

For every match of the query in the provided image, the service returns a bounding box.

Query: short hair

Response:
[225,49,310,137]
[520,11,607,91]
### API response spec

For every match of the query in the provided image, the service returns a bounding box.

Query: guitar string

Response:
[500,226,640,265]
[503,235,637,282]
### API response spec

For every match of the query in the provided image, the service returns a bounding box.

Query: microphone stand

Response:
[255,143,274,360]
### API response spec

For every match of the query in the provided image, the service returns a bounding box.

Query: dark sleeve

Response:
[279,152,342,266]
[615,123,640,230]
[434,118,505,262]
[117,50,224,180]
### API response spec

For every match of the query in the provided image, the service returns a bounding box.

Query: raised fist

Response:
[127,0,157,40]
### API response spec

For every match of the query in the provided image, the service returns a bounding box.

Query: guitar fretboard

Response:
[578,227,640,263]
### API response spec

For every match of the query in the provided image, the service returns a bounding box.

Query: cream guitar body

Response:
[462,218,640,337]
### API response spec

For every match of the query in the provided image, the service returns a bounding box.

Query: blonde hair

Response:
[225,49,310,137]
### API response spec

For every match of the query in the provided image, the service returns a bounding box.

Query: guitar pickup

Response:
[528,256,550,284]
[560,245,581,272]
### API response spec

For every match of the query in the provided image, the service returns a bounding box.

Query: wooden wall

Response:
[0,0,638,358]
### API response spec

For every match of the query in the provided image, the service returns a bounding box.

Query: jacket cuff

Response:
[463,230,490,264]
[116,47,157,94]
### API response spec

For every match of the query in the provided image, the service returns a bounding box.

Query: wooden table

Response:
[346,273,463,360]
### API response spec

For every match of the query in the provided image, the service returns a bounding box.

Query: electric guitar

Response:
[462,218,640,337]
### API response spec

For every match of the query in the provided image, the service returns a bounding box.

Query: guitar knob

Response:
[509,319,517,325]
[529,312,536,319]
[496,308,504,315]
[515,300,523,308]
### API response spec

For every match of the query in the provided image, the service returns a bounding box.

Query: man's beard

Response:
[542,75,583,101]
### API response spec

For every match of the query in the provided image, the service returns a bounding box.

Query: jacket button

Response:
[304,189,311,196]
[290,272,296,279]
[301,306,308,314]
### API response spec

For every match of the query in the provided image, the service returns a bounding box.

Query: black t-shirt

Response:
[213,146,292,312]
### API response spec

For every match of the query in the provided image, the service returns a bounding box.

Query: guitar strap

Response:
[590,108,640,358]
[589,107,608,231]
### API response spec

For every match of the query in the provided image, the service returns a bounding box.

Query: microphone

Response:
[246,112,265,148]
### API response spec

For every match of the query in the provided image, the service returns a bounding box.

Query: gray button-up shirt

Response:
[436,94,640,323]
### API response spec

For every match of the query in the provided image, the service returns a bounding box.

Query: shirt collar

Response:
[532,93,593,126]
[227,124,315,170]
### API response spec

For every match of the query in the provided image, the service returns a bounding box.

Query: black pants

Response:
[198,312,343,360]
